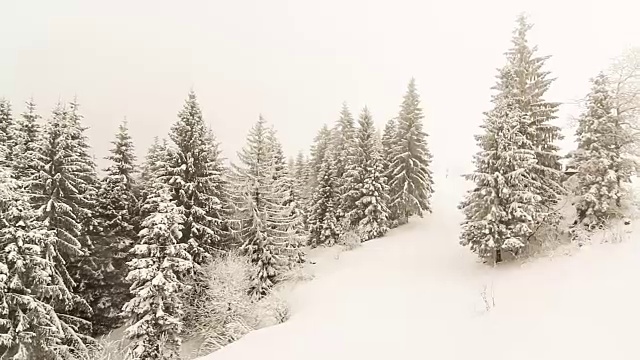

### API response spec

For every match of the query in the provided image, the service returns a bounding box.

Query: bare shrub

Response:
[182,251,294,358]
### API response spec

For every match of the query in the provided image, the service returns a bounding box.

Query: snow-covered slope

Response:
[200,173,640,360]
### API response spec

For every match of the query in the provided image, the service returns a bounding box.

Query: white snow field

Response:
[201,173,640,360]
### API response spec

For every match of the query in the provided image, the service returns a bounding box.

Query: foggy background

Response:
[1,0,639,177]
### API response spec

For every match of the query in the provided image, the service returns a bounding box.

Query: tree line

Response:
[0,74,433,357]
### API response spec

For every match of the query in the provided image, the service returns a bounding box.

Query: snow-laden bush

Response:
[183,251,290,358]
[338,227,362,251]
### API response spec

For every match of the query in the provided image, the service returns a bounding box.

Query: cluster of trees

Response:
[459,14,640,264]
[0,76,434,357]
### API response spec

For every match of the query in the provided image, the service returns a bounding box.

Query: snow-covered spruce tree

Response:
[122,183,192,360]
[381,118,400,226]
[0,115,95,359]
[345,107,390,240]
[166,91,228,264]
[32,102,96,331]
[85,121,138,335]
[9,99,44,194]
[459,67,543,263]
[388,78,434,224]
[308,124,334,189]
[308,147,341,247]
[571,73,629,229]
[140,137,170,190]
[332,103,357,223]
[504,14,565,210]
[230,115,300,298]
[0,99,15,165]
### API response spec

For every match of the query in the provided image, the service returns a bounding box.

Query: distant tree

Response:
[308,147,340,247]
[381,118,400,226]
[0,99,14,166]
[9,99,44,195]
[332,103,357,223]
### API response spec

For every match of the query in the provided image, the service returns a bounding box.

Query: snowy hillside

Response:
[200,172,640,360]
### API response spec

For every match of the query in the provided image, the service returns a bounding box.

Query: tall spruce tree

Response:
[86,121,138,335]
[230,116,300,297]
[308,147,340,247]
[504,14,565,209]
[459,67,543,263]
[10,99,44,195]
[332,103,357,223]
[381,118,400,226]
[308,125,333,189]
[571,73,628,228]
[0,99,15,166]
[388,78,434,223]
[166,91,228,264]
[344,107,390,240]
[122,183,191,360]
[0,158,95,359]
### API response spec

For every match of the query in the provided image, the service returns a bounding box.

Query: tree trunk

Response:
[495,249,502,264]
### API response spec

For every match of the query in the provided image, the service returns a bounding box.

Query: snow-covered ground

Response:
[200,173,640,360]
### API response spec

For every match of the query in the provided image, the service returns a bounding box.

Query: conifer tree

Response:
[503,14,565,209]
[33,103,96,321]
[332,103,357,223]
[0,99,14,165]
[9,99,44,195]
[86,121,138,335]
[308,148,340,247]
[459,67,543,263]
[140,137,171,190]
[230,116,300,297]
[0,168,95,360]
[344,107,390,240]
[308,125,333,188]
[166,91,228,264]
[381,118,400,226]
[388,78,434,223]
[122,183,191,360]
[571,73,629,228]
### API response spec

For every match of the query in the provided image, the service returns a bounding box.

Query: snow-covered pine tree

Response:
[332,103,357,223]
[85,120,138,335]
[459,67,542,263]
[0,164,95,360]
[32,103,96,326]
[308,125,334,189]
[122,182,191,360]
[381,118,400,226]
[140,137,171,190]
[571,73,628,228]
[504,14,565,209]
[346,107,390,240]
[9,99,44,194]
[308,147,340,247]
[388,78,434,224]
[0,99,15,165]
[230,115,299,297]
[166,91,228,264]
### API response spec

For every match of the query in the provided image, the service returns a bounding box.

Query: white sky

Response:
[1,0,639,176]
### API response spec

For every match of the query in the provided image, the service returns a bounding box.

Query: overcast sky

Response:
[1,0,639,176]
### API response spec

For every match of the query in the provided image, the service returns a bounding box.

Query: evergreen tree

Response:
[122,183,191,360]
[33,103,96,322]
[85,121,138,335]
[345,107,390,240]
[388,78,434,223]
[308,125,333,188]
[459,67,543,263]
[571,73,628,228]
[381,118,400,226]
[9,99,44,195]
[332,103,357,223]
[0,170,94,360]
[503,14,565,209]
[166,91,228,264]
[230,116,300,297]
[308,148,340,247]
[0,99,14,165]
